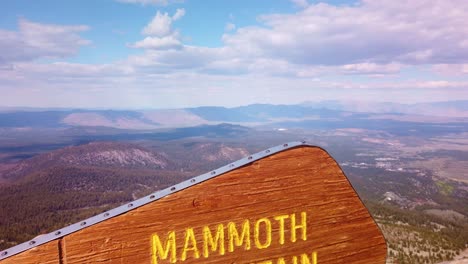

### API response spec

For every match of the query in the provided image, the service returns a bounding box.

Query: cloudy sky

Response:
[1,0,468,108]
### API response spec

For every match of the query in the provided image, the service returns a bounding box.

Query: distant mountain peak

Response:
[3,142,170,182]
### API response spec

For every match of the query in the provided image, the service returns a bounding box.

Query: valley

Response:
[0,102,467,263]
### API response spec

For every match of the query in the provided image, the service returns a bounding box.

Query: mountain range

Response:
[1,101,468,130]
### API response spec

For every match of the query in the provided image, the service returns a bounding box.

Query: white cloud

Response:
[141,9,184,37]
[225,23,236,32]
[129,0,468,78]
[126,46,226,70]
[142,11,173,37]
[130,35,182,50]
[0,19,90,64]
[172,8,185,21]
[433,64,468,75]
[1,62,130,84]
[3,60,467,109]
[2,1,468,108]
[290,0,309,8]
[117,0,183,5]
[133,9,185,51]
[341,63,401,75]
[223,0,468,65]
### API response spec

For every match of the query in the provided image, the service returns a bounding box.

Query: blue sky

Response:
[1,0,468,108]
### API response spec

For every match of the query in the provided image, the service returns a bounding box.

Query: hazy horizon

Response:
[0,99,467,112]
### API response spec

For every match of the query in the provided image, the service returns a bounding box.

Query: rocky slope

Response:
[2,142,170,182]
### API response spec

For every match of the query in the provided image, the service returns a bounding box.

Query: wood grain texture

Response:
[0,240,60,264]
[1,146,387,264]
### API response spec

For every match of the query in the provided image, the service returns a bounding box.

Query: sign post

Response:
[0,142,387,264]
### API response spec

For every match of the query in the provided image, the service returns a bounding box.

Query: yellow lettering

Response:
[151,231,176,264]
[255,218,272,249]
[292,255,298,264]
[300,252,318,264]
[291,212,307,242]
[203,224,225,258]
[274,214,289,245]
[181,228,200,261]
[255,252,317,264]
[152,212,312,263]
[228,220,251,252]
[277,257,286,264]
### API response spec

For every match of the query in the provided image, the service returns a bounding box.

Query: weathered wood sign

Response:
[0,142,387,264]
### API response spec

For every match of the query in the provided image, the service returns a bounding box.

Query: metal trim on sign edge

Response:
[0,141,309,260]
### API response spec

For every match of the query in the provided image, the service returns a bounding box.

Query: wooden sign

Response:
[0,142,387,264]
